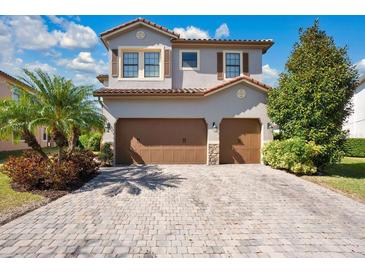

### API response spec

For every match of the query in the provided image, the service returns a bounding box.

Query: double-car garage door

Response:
[116,118,261,165]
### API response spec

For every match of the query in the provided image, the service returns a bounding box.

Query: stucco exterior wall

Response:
[344,81,365,138]
[107,26,172,89]
[105,26,264,90]
[101,82,273,163]
[171,48,262,88]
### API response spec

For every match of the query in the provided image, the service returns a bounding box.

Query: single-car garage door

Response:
[116,118,207,164]
[219,118,261,164]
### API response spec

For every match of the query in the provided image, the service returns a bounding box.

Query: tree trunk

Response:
[68,127,81,155]
[51,128,68,163]
[22,129,48,160]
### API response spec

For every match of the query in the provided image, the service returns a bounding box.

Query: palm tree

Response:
[0,89,48,160]
[66,86,105,154]
[21,69,105,161]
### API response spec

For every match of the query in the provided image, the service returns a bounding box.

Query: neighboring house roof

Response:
[171,38,274,53]
[94,75,271,97]
[100,17,180,48]
[0,70,32,91]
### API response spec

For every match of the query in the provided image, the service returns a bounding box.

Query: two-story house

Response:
[0,70,50,152]
[94,18,274,165]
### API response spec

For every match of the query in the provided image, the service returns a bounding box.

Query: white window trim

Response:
[179,49,200,71]
[118,46,164,81]
[223,50,245,80]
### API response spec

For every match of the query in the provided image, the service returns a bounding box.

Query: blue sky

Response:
[0,15,364,87]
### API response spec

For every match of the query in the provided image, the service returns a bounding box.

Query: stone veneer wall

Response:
[208,143,219,165]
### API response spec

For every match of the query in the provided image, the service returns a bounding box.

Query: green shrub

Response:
[99,143,113,167]
[88,132,102,151]
[344,138,365,157]
[1,150,99,191]
[263,138,322,175]
[79,132,102,151]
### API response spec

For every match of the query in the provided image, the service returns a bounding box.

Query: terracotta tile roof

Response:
[172,38,274,43]
[96,74,108,84]
[0,70,32,90]
[100,18,180,39]
[171,38,274,53]
[94,75,271,97]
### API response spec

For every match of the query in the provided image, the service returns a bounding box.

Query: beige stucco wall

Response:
[0,77,50,152]
[107,26,172,89]
[101,82,273,163]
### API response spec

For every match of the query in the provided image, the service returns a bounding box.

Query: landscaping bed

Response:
[0,149,103,225]
[303,157,365,203]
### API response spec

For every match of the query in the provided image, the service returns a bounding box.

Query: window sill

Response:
[118,77,165,82]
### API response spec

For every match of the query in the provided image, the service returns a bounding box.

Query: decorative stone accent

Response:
[208,143,219,165]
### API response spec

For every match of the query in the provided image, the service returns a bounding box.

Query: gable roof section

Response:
[100,18,180,48]
[0,70,32,91]
[94,75,271,97]
[171,38,274,53]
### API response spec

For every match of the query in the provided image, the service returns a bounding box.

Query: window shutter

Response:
[217,52,223,80]
[164,49,171,78]
[111,49,119,77]
[242,52,249,74]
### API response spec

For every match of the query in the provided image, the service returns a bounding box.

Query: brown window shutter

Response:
[242,52,249,75]
[164,49,171,78]
[217,52,223,80]
[111,49,119,77]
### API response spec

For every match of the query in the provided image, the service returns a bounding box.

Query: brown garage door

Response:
[116,118,207,164]
[219,118,261,164]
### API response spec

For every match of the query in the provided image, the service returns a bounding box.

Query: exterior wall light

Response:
[212,122,217,129]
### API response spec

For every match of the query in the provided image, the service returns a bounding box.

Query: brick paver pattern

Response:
[0,165,364,258]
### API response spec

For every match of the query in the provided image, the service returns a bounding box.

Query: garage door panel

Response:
[116,119,207,164]
[220,118,261,164]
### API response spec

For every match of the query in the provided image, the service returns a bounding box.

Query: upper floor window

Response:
[225,52,241,78]
[180,50,200,70]
[123,52,139,78]
[120,48,162,79]
[144,52,160,77]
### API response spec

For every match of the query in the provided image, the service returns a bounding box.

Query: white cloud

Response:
[0,20,18,74]
[356,58,365,76]
[1,16,97,51]
[9,16,59,50]
[55,21,98,49]
[47,15,65,25]
[24,61,57,74]
[173,26,210,39]
[215,23,230,39]
[57,51,107,75]
[262,64,280,86]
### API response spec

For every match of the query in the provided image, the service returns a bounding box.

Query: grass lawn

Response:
[0,147,58,164]
[303,157,365,202]
[0,167,44,216]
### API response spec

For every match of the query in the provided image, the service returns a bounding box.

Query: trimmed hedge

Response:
[263,137,322,175]
[344,138,365,157]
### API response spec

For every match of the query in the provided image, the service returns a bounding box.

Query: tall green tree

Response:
[0,89,48,160]
[268,20,358,168]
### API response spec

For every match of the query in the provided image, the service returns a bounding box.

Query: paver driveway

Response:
[0,164,364,258]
